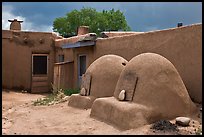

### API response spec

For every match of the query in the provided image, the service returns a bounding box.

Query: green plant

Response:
[32,94,56,106]
[32,87,79,106]
[53,7,131,37]
[32,84,68,106]
[63,88,80,96]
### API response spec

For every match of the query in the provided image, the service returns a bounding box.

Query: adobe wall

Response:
[55,48,74,62]
[55,33,94,64]
[2,30,57,91]
[93,24,202,103]
[101,31,144,38]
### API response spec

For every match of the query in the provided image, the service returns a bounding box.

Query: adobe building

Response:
[55,23,202,103]
[2,19,62,93]
[2,19,202,104]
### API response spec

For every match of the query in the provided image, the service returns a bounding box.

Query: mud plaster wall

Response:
[102,32,144,38]
[2,30,56,91]
[93,24,202,103]
[55,48,74,62]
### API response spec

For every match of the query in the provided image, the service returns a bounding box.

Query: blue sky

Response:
[2,2,202,33]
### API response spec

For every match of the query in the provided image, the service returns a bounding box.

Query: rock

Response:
[8,108,14,114]
[3,122,12,129]
[21,90,27,93]
[88,127,92,129]
[2,117,8,120]
[2,129,7,134]
[62,96,70,101]
[80,88,86,96]
[118,90,126,101]
[176,117,191,126]
[48,102,53,106]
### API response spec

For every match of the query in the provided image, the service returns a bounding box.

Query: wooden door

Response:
[31,54,49,93]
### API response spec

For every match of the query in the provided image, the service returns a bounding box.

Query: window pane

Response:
[33,56,47,74]
[58,55,64,62]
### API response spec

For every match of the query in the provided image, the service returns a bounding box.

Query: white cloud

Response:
[2,4,53,32]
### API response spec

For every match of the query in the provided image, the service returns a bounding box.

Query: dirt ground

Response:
[2,89,202,135]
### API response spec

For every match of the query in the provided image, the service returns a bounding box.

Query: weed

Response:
[32,84,80,106]
[32,94,56,106]
[63,88,80,96]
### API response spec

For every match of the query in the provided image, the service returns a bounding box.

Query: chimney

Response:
[77,26,89,36]
[8,19,23,31]
[177,22,183,27]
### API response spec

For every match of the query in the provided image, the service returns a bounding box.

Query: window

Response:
[58,55,64,62]
[33,55,48,75]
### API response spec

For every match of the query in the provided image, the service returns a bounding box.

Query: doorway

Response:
[31,54,49,93]
[78,55,87,88]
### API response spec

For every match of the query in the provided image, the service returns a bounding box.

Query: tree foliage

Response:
[53,7,131,37]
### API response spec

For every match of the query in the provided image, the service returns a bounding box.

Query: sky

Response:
[2,2,202,33]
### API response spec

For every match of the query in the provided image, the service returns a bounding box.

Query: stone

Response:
[62,96,70,101]
[2,117,8,120]
[81,74,91,96]
[176,117,191,126]
[80,88,87,96]
[8,108,14,114]
[118,90,126,101]
[3,121,12,129]
[21,90,27,93]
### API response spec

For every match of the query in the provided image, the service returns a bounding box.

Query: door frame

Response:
[77,54,87,88]
[32,53,49,76]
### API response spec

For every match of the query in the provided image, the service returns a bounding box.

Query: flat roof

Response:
[62,40,96,49]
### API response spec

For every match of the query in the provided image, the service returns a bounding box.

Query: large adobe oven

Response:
[90,53,197,130]
[68,54,128,109]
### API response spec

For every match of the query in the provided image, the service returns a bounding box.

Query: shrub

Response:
[63,88,80,96]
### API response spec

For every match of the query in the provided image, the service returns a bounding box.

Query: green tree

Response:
[53,7,131,37]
